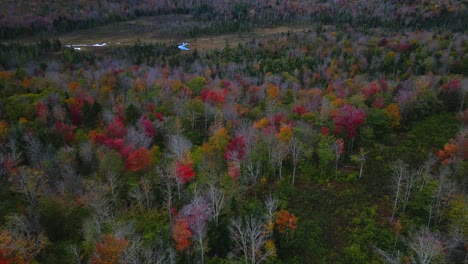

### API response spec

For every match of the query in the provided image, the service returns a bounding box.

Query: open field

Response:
[5,15,316,51]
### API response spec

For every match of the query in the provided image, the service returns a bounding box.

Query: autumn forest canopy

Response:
[0,0,467,263]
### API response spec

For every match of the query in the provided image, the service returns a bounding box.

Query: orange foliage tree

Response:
[125,147,152,172]
[266,83,280,99]
[173,218,192,251]
[276,125,293,142]
[275,209,298,235]
[91,234,128,264]
[437,142,457,165]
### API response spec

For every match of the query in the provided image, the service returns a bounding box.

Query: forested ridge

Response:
[0,1,467,263]
[1,0,466,39]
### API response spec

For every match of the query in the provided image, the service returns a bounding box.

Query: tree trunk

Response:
[358,161,364,180]
[391,174,402,221]
[278,160,282,181]
[292,160,297,186]
[199,237,205,264]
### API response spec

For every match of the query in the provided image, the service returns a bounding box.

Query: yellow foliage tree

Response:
[254,117,269,129]
[385,103,400,128]
[209,126,230,153]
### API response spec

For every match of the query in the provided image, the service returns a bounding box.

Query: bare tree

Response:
[264,195,279,228]
[85,180,112,224]
[390,159,431,218]
[390,160,408,221]
[428,168,457,227]
[8,167,47,210]
[168,134,192,160]
[271,141,289,181]
[23,134,44,169]
[129,177,153,211]
[447,213,468,262]
[332,139,343,178]
[124,237,174,264]
[207,183,225,227]
[374,247,401,264]
[406,227,444,264]
[230,215,273,264]
[237,122,262,185]
[0,138,22,178]
[68,244,83,264]
[6,138,22,163]
[351,148,367,180]
[159,168,177,225]
[55,163,80,196]
[416,155,437,191]
[180,196,212,264]
[235,122,258,151]
[458,78,468,113]
[401,169,416,213]
[289,136,302,185]
[106,171,121,203]
[243,160,261,185]
[113,223,134,240]
[79,140,95,166]
[126,126,152,149]
[52,104,66,122]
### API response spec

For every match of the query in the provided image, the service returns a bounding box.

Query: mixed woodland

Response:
[0,0,467,263]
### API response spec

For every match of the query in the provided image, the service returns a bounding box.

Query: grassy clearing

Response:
[2,15,316,51]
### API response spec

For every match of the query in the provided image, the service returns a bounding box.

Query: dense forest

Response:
[0,0,467,263]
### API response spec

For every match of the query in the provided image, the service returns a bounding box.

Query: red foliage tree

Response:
[333,104,367,139]
[378,79,389,92]
[176,161,196,183]
[361,81,380,100]
[371,97,386,109]
[227,161,240,179]
[91,234,128,264]
[270,113,286,127]
[224,136,246,162]
[35,102,48,123]
[140,115,155,137]
[439,79,460,94]
[125,147,152,172]
[335,138,345,156]
[200,88,227,106]
[107,117,126,138]
[54,121,76,143]
[292,105,307,116]
[0,249,12,264]
[66,97,84,125]
[102,138,126,153]
[320,126,330,136]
